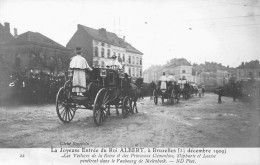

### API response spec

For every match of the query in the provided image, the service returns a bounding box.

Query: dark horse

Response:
[91,69,139,115]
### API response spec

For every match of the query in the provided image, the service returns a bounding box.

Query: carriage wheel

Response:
[93,88,109,126]
[56,87,76,123]
[122,96,131,118]
[153,89,158,105]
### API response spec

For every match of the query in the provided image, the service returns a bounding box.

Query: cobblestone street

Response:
[0,93,259,148]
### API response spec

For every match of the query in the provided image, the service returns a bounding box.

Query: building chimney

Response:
[14,28,18,38]
[242,62,244,66]
[4,22,10,33]
[123,36,125,41]
[99,28,107,38]
[227,65,229,68]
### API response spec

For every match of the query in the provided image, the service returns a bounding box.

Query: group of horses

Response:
[147,80,197,104]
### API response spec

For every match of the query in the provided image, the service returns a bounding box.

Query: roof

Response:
[78,24,143,55]
[237,60,260,69]
[3,31,71,51]
[0,23,14,44]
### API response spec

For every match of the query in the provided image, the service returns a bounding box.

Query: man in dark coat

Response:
[149,81,156,100]
[231,82,238,102]
[218,87,224,103]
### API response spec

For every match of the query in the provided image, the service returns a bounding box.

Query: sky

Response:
[0,0,259,70]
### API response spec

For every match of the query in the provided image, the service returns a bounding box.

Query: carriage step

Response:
[71,96,88,101]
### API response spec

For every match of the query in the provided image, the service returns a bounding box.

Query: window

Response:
[107,49,110,58]
[101,42,105,46]
[182,70,186,74]
[136,68,139,77]
[140,58,142,65]
[129,56,131,64]
[132,56,135,65]
[94,46,98,56]
[129,68,131,75]
[101,48,105,57]
[136,57,138,65]
[122,54,125,62]
[132,68,135,77]
[140,69,142,77]
[101,61,105,68]
[113,52,116,57]
[258,72,260,77]
[249,72,253,77]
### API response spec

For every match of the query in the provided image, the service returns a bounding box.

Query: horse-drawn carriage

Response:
[152,80,180,105]
[178,79,194,99]
[55,66,138,126]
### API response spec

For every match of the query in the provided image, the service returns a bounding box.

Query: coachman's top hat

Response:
[76,47,82,54]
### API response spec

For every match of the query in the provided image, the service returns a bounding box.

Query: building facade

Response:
[0,31,73,100]
[216,69,230,86]
[163,65,196,83]
[237,61,260,81]
[67,24,143,80]
[196,71,217,86]
[143,65,197,83]
[143,65,162,83]
[0,22,14,44]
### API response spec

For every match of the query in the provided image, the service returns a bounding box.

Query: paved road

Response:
[0,93,259,147]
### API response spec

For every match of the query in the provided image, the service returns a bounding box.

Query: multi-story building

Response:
[143,65,162,83]
[66,24,143,80]
[216,69,230,86]
[164,65,196,83]
[237,61,260,81]
[196,71,217,86]
[0,30,73,100]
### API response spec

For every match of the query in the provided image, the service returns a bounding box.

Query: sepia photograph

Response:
[0,0,259,164]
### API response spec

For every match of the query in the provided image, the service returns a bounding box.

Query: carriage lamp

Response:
[100,67,107,86]
[100,68,107,78]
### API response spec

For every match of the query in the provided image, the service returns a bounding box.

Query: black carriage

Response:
[178,79,193,100]
[55,66,137,126]
[153,81,179,105]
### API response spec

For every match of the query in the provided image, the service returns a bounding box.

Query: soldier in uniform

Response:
[69,47,92,96]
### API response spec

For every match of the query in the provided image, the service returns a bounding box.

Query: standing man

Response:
[202,85,205,96]
[231,82,237,102]
[218,87,224,103]
[159,72,167,91]
[69,47,92,96]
